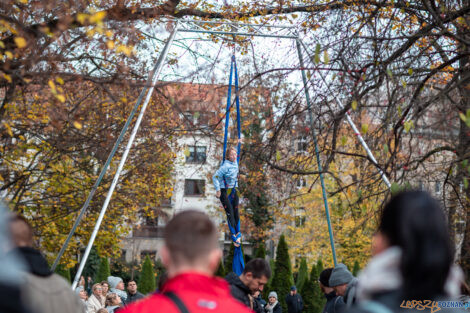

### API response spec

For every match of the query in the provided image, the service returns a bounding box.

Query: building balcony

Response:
[132,225,165,238]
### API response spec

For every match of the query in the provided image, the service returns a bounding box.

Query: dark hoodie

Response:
[15,247,52,276]
[225,272,264,313]
[322,290,345,313]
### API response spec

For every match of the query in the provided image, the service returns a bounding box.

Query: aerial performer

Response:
[213,145,241,247]
[213,54,244,275]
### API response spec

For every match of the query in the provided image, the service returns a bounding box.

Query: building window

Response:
[140,250,156,261]
[296,178,307,188]
[295,207,306,227]
[184,179,205,196]
[296,136,308,153]
[186,146,207,164]
[435,182,440,194]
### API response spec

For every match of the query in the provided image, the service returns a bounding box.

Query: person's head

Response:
[268,291,278,304]
[97,309,108,313]
[92,283,102,298]
[226,147,237,162]
[319,268,334,294]
[161,210,221,277]
[9,214,34,248]
[107,276,124,291]
[75,286,87,300]
[290,285,297,295]
[106,293,121,306]
[127,280,138,294]
[239,258,271,294]
[329,263,353,296]
[101,281,109,294]
[377,190,453,300]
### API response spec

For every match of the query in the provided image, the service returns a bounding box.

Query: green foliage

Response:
[352,260,360,276]
[215,259,226,277]
[83,247,100,285]
[301,263,324,313]
[95,257,111,283]
[255,242,267,259]
[316,259,324,275]
[55,264,71,283]
[296,258,308,291]
[139,255,156,295]
[270,235,294,312]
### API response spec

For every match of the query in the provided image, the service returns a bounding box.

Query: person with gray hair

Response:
[329,263,358,308]
[265,291,282,313]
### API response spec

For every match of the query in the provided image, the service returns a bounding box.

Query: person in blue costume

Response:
[213,146,241,247]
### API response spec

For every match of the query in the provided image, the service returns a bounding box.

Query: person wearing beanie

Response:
[319,268,344,313]
[329,263,358,308]
[285,285,303,313]
[107,276,128,305]
[265,291,282,313]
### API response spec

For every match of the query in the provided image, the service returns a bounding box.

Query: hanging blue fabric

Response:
[222,55,244,275]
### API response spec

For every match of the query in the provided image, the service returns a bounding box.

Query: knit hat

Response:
[329,263,353,287]
[75,286,84,295]
[290,285,297,291]
[107,276,123,289]
[268,291,278,299]
[319,268,333,287]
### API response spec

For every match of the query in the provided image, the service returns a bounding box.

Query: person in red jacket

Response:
[120,210,254,313]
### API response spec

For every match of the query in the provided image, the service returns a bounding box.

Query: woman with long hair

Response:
[352,190,464,312]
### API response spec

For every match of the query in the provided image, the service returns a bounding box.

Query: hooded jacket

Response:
[119,272,253,313]
[322,291,345,313]
[15,247,84,313]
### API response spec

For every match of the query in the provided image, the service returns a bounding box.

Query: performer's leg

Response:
[233,188,240,230]
[219,189,237,232]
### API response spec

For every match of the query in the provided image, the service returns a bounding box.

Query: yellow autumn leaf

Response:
[89,11,107,24]
[55,94,66,103]
[3,74,12,83]
[5,51,13,59]
[73,121,82,129]
[106,40,115,49]
[0,41,4,48]
[116,45,133,56]
[14,37,27,48]
[56,77,64,85]
[77,13,88,24]
[48,80,56,90]
[3,122,13,137]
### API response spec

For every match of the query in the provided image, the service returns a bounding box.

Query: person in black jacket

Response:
[285,286,303,313]
[225,258,271,313]
[265,291,282,313]
[126,280,145,303]
[319,268,344,313]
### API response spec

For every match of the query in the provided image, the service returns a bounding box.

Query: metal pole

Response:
[298,40,392,189]
[295,39,337,266]
[71,21,179,290]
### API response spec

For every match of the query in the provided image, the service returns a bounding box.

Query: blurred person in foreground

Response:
[120,210,254,313]
[9,214,84,313]
[349,190,464,313]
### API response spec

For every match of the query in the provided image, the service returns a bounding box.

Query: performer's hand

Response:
[216,191,221,198]
[237,138,244,144]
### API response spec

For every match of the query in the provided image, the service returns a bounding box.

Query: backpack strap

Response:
[164,291,190,313]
